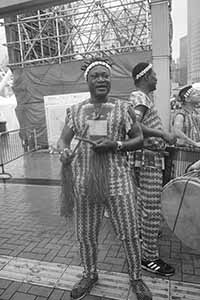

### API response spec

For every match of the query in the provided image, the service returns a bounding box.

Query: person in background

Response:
[57,57,152,300]
[129,62,176,277]
[172,85,200,147]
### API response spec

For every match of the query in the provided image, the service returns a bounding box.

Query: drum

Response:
[164,146,200,183]
[161,170,200,251]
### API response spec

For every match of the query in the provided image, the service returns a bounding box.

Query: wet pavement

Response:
[0,150,199,300]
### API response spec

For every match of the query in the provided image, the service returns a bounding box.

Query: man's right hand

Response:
[59,148,75,165]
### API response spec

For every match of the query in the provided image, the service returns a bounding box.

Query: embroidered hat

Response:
[178,85,193,102]
[132,62,153,82]
[81,57,112,81]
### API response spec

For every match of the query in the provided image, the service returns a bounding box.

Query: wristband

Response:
[116,141,123,151]
[59,147,70,154]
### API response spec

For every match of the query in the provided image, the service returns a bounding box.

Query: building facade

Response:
[187,0,200,83]
[179,35,188,86]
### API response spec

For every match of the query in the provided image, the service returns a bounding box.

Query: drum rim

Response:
[162,170,200,191]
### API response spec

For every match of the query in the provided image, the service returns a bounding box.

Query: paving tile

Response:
[44,249,60,262]
[104,257,124,266]
[60,290,71,300]
[0,281,21,300]
[28,286,52,298]
[18,253,46,261]
[0,256,12,271]
[17,283,32,293]
[92,270,129,300]
[195,268,200,276]
[0,278,12,289]
[48,288,65,300]
[0,249,12,256]
[171,280,200,300]
[107,245,120,258]
[10,292,36,300]
[182,263,194,274]
[182,274,200,284]
[0,257,67,287]
[10,246,26,257]
[83,296,102,300]
[144,277,169,300]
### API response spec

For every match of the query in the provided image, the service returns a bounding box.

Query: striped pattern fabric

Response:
[76,193,141,280]
[173,108,200,142]
[66,98,135,197]
[136,165,162,260]
[129,90,164,261]
[66,97,142,280]
[129,90,165,150]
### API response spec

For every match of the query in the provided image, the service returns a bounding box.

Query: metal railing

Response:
[0,128,38,179]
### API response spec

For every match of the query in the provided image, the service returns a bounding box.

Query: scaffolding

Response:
[3,0,152,68]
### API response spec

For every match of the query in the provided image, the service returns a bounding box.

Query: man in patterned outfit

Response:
[57,57,152,300]
[129,62,176,276]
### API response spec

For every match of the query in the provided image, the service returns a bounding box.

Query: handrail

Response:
[0,128,39,179]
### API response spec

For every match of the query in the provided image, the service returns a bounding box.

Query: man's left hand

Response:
[92,138,117,153]
[162,132,177,145]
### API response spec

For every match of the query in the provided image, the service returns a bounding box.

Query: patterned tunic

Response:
[130,90,165,150]
[129,90,165,169]
[66,97,135,198]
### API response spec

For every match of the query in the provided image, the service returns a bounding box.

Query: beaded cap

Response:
[135,63,153,80]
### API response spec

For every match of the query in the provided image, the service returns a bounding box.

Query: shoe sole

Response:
[141,264,175,277]
[70,279,98,300]
[71,292,87,300]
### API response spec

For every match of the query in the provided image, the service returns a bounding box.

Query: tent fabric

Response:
[12,50,152,146]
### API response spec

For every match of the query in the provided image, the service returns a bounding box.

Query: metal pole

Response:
[33,129,38,150]
[55,12,61,64]
[17,16,24,67]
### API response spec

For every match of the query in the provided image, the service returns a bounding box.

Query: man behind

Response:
[57,57,152,300]
[129,62,176,277]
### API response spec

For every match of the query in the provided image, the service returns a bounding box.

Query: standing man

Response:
[57,57,152,300]
[129,62,176,277]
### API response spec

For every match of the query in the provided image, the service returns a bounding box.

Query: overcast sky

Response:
[171,0,187,60]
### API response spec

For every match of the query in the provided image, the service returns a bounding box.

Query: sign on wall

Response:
[44,92,89,151]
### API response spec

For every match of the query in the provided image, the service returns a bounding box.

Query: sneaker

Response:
[71,273,98,300]
[142,258,175,276]
[131,279,152,300]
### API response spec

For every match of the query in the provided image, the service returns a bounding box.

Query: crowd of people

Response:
[57,57,200,300]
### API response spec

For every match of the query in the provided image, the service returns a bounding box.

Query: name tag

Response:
[88,120,107,136]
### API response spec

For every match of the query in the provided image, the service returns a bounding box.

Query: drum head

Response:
[161,176,200,252]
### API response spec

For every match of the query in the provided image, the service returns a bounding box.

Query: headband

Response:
[135,63,152,80]
[184,87,193,99]
[84,61,111,81]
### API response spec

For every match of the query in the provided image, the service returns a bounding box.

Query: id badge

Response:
[87,120,107,137]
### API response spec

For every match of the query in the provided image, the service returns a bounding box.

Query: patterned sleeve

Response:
[129,91,151,110]
[172,109,185,125]
[124,103,136,134]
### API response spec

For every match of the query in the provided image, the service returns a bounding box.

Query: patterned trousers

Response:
[136,166,163,261]
[75,193,142,280]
